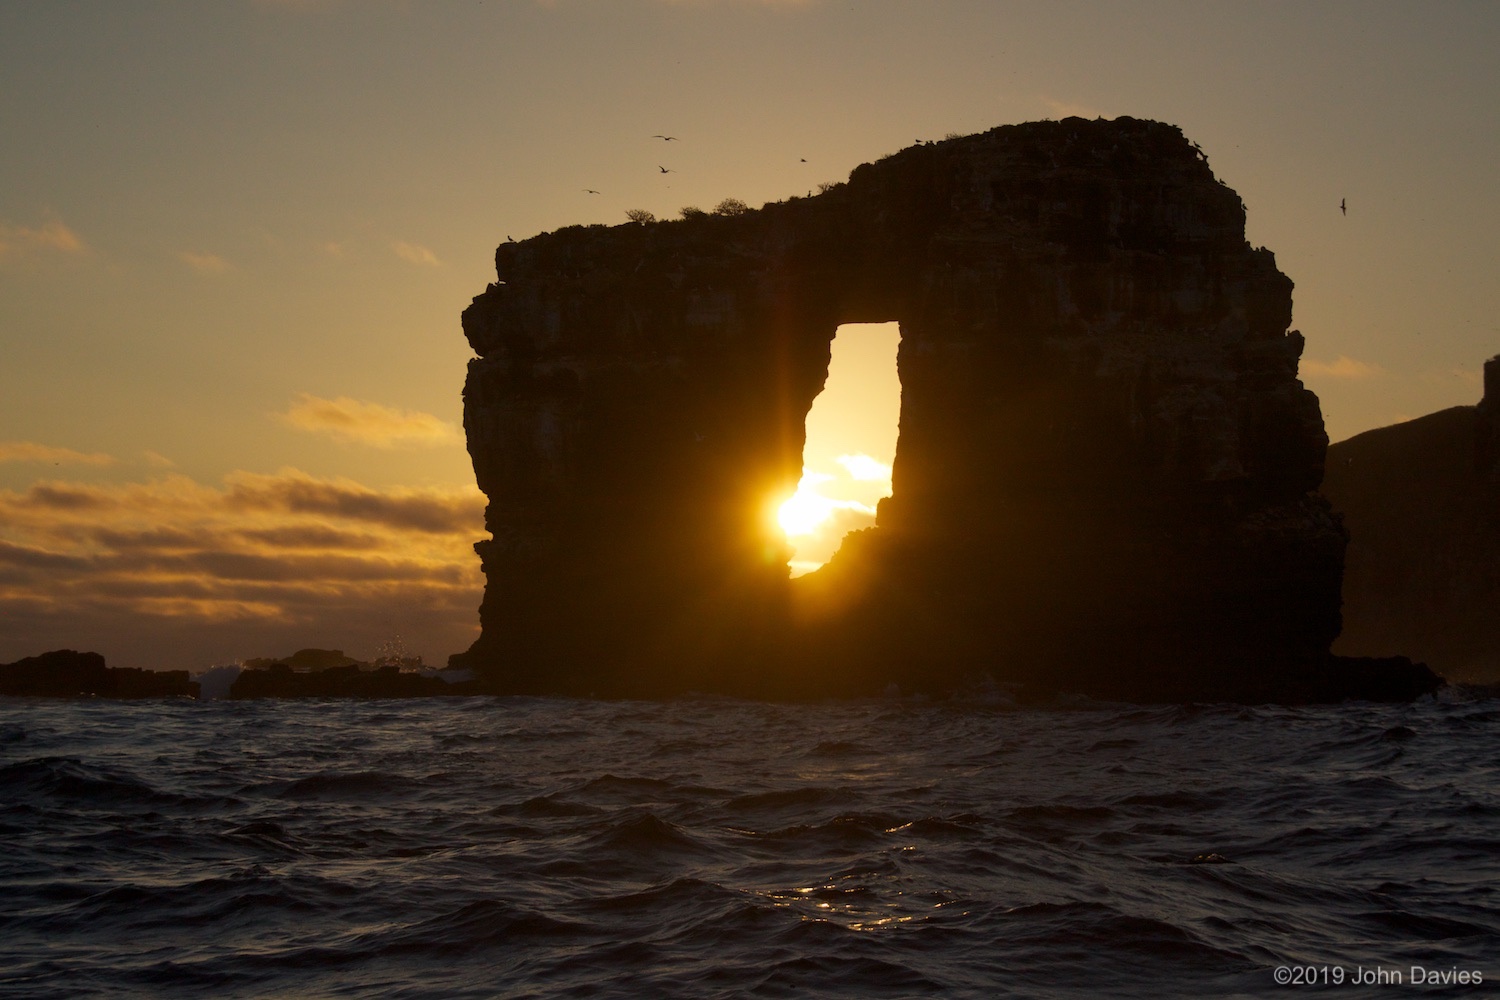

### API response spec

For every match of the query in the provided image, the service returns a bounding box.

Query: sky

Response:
[2,0,1497,671]
[778,323,900,576]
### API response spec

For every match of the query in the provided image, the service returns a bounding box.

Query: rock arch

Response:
[454,117,1433,701]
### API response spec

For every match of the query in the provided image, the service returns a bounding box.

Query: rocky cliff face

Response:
[1324,356,1500,683]
[455,117,1432,701]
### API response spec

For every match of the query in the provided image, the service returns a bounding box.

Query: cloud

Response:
[143,450,176,469]
[180,251,231,274]
[0,218,87,262]
[835,453,892,483]
[225,468,483,534]
[237,524,382,550]
[14,482,119,511]
[0,539,91,571]
[392,240,441,266]
[1301,355,1385,380]
[280,393,462,448]
[0,442,116,466]
[0,469,484,671]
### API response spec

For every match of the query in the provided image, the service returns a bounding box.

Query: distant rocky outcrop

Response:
[454,117,1438,703]
[0,650,199,699]
[1323,356,1500,683]
[242,648,364,672]
[228,647,478,699]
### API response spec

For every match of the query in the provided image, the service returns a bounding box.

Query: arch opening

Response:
[778,322,902,577]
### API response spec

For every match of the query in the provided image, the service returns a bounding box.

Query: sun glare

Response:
[776,322,901,576]
[778,475,839,537]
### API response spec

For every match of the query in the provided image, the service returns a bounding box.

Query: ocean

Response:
[1,691,1495,998]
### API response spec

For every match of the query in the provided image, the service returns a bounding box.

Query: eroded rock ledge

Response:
[454,117,1438,703]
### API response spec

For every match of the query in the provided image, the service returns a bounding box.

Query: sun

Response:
[777,480,837,538]
[771,472,883,576]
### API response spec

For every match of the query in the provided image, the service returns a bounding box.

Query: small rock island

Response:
[451,117,1438,703]
[0,650,198,699]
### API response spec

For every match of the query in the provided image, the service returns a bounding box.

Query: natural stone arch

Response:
[454,117,1434,702]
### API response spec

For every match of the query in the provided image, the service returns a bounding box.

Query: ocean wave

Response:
[0,693,1496,997]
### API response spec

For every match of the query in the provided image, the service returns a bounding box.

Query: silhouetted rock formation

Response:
[227,647,478,699]
[243,648,363,672]
[0,650,199,699]
[1478,355,1500,483]
[455,117,1437,703]
[1323,355,1500,683]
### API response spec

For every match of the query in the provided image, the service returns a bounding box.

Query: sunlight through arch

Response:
[778,322,901,576]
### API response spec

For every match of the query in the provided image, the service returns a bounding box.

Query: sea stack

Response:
[1323,354,1500,683]
[453,117,1438,703]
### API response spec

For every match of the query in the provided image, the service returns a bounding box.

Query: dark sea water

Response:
[1,692,1497,999]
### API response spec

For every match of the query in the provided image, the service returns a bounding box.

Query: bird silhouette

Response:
[658,166,674,174]
[652,135,678,141]
[1340,198,1346,216]
[584,189,600,195]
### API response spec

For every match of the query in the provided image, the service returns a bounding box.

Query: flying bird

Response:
[1340,198,1346,216]
[584,189,600,195]
[658,165,674,174]
[652,135,678,141]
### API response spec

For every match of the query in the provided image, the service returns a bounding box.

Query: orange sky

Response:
[2,1,1497,670]
[779,324,900,576]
